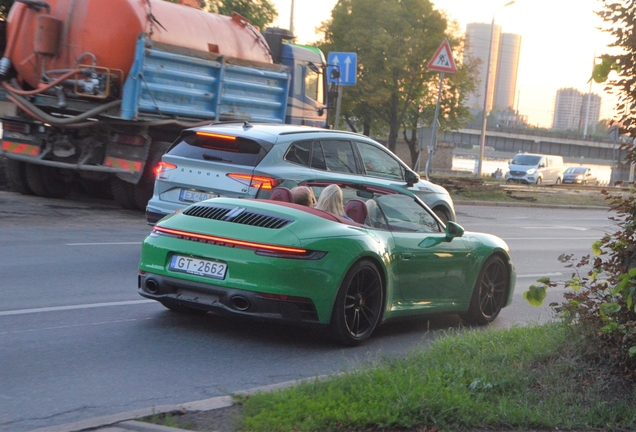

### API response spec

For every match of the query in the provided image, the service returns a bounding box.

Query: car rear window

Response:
[169,134,268,167]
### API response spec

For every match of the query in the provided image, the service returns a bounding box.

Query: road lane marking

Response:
[520,226,589,231]
[0,300,155,316]
[503,237,601,240]
[66,242,142,246]
[0,316,155,336]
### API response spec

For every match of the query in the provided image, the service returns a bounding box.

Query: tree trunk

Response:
[403,128,419,170]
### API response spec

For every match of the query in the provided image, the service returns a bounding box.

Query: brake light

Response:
[196,131,236,140]
[227,173,280,190]
[153,226,307,254]
[155,162,177,175]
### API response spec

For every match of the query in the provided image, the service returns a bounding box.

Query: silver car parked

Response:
[146,123,456,224]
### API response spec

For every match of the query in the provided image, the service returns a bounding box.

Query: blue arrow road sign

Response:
[327,52,357,86]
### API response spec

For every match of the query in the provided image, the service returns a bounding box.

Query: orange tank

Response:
[5,0,273,89]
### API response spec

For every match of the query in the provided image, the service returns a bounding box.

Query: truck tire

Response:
[111,177,138,210]
[25,164,71,198]
[79,177,113,199]
[4,159,33,195]
[110,141,170,211]
[132,141,171,210]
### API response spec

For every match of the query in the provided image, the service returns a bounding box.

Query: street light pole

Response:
[477,0,515,177]
[289,0,295,35]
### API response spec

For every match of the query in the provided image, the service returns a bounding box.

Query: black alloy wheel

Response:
[461,255,509,325]
[330,260,384,346]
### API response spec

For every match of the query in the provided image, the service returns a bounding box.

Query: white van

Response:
[505,153,564,185]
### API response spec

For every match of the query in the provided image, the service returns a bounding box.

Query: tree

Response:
[317,0,475,158]
[208,0,277,30]
[523,0,636,379]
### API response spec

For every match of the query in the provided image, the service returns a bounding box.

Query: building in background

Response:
[552,88,601,132]
[464,23,522,112]
[463,23,523,129]
[580,92,601,134]
[494,33,522,110]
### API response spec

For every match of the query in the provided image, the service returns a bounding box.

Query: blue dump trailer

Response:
[0,13,329,210]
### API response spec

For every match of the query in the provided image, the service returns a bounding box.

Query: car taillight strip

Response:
[196,132,236,140]
[226,173,278,190]
[153,226,307,254]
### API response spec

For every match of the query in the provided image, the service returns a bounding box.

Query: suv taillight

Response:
[226,173,281,190]
[155,162,177,176]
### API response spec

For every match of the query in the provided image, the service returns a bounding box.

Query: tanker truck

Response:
[0,0,329,209]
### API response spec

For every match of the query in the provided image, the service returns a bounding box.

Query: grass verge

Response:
[237,323,636,431]
[430,175,614,207]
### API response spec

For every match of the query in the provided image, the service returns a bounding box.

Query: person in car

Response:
[291,186,316,207]
[315,184,351,220]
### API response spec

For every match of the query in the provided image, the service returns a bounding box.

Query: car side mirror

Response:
[405,170,419,187]
[445,221,465,241]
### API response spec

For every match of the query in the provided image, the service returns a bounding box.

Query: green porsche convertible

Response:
[138,179,515,346]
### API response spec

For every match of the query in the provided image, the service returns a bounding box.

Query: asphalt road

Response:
[0,190,615,431]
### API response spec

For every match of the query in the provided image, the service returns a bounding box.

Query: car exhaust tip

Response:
[230,295,250,311]
[145,279,160,294]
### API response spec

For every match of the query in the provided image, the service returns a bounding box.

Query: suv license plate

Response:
[169,254,227,279]
[179,189,219,203]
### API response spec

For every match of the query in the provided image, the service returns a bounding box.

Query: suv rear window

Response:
[170,134,268,167]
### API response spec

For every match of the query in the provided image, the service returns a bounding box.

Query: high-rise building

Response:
[494,33,522,110]
[552,88,601,132]
[463,23,522,113]
[580,92,601,133]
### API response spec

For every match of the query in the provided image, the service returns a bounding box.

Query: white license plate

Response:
[179,189,219,203]
[169,254,227,279]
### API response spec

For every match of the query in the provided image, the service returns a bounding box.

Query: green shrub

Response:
[526,187,636,379]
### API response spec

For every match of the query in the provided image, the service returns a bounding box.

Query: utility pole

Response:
[583,51,595,138]
[289,0,294,35]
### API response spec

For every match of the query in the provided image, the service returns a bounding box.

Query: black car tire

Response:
[329,259,384,346]
[461,255,509,325]
[556,177,561,185]
[535,177,542,185]
[433,207,450,224]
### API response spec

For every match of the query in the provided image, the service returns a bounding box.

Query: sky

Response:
[271,0,618,129]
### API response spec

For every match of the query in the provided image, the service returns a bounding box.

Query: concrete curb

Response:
[31,376,332,432]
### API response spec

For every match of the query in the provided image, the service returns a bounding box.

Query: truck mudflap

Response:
[121,36,291,123]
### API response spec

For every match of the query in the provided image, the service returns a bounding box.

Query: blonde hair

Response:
[315,184,345,216]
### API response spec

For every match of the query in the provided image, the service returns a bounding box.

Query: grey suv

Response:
[146,123,456,224]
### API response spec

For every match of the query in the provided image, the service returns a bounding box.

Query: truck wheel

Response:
[4,159,33,195]
[79,177,113,199]
[25,164,71,198]
[111,177,138,210]
[132,141,171,210]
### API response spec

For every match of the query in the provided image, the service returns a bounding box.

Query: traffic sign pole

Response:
[422,40,456,177]
[425,71,444,180]
[334,85,343,130]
